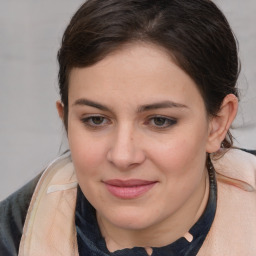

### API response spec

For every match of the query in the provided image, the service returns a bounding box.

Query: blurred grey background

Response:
[0,0,256,200]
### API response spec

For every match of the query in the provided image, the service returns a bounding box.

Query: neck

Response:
[97,169,209,253]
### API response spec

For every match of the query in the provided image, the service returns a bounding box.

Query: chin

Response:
[103,207,158,230]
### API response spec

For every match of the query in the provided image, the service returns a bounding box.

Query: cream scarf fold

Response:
[18,153,79,256]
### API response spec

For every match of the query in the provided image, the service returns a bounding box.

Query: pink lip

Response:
[104,179,157,199]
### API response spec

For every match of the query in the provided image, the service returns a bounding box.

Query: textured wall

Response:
[0,1,255,200]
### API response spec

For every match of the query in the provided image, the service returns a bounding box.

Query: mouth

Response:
[103,179,158,199]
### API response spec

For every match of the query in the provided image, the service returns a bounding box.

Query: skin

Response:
[57,43,238,253]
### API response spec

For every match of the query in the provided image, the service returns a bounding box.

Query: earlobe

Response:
[56,100,64,121]
[206,94,238,153]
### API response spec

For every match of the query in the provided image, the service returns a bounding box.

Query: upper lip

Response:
[103,179,157,187]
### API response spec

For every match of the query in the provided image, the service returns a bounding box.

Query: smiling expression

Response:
[66,43,213,235]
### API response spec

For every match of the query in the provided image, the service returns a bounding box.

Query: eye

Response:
[146,116,177,129]
[153,117,168,126]
[81,115,111,129]
[90,116,105,125]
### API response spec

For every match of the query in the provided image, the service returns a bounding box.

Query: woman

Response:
[1,0,256,255]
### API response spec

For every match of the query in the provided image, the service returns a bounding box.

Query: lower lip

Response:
[105,183,157,199]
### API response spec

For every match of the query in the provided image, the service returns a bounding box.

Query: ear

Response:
[56,100,64,121]
[206,94,238,153]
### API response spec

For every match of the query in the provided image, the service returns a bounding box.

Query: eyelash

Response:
[80,115,177,130]
[145,116,177,129]
[81,115,111,129]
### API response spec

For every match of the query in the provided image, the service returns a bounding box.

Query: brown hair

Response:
[57,0,240,147]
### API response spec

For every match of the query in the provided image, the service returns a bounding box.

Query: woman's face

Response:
[67,43,213,232]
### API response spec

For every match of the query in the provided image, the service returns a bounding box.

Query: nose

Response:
[106,124,146,170]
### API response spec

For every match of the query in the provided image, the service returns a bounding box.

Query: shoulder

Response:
[199,149,256,255]
[212,148,256,190]
[0,173,41,256]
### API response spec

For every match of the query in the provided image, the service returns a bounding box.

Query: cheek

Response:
[68,126,107,178]
[149,130,207,178]
[152,137,207,200]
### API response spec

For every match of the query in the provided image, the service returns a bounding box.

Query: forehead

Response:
[68,43,205,110]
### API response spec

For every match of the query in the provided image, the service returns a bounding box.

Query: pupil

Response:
[154,117,165,126]
[92,116,103,124]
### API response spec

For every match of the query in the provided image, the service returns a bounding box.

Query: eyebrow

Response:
[73,98,111,111]
[73,98,188,112]
[138,101,188,112]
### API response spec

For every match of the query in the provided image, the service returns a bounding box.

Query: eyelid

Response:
[80,114,177,130]
[80,114,112,129]
[145,115,177,129]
